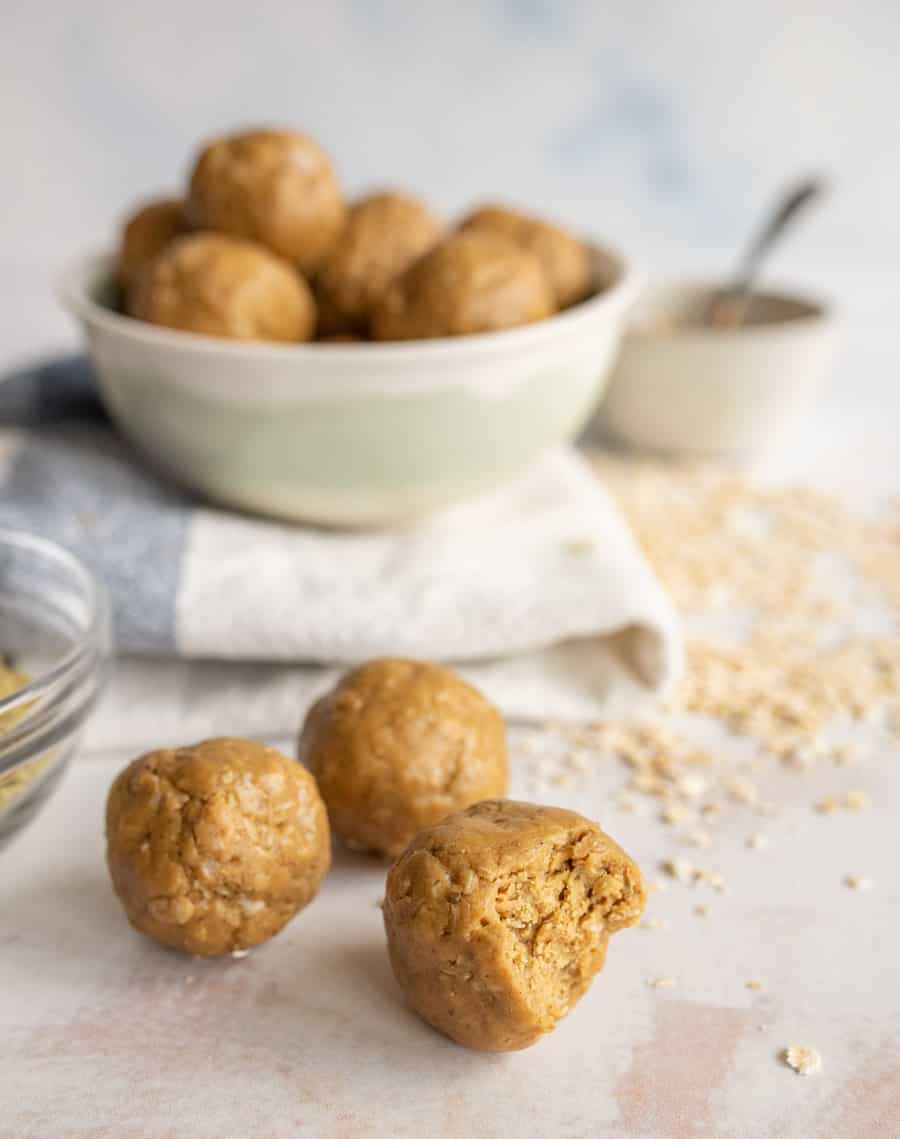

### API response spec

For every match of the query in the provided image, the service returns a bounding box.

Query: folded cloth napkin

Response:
[0,356,681,740]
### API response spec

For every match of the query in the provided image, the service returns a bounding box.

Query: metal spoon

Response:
[707,175,827,327]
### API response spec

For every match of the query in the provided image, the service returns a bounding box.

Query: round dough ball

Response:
[371,231,554,341]
[459,203,592,309]
[106,737,331,956]
[299,658,508,858]
[316,190,443,335]
[187,128,346,274]
[118,196,189,294]
[129,232,317,342]
[383,800,645,1051]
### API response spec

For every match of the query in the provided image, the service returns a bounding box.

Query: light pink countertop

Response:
[4,725,898,1139]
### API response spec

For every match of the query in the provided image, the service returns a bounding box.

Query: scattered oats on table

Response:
[677,774,709,800]
[844,874,874,891]
[660,802,694,826]
[815,796,842,815]
[728,778,760,805]
[564,537,595,556]
[648,976,676,990]
[640,917,671,931]
[662,857,696,883]
[784,1045,822,1076]
[591,452,900,767]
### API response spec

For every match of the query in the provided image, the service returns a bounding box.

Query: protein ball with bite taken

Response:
[371,231,554,341]
[129,232,317,342]
[383,800,646,1051]
[106,737,331,956]
[459,203,592,309]
[118,196,190,294]
[315,190,443,335]
[187,128,346,274]
[299,658,507,858]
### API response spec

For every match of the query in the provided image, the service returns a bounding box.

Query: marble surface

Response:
[4,730,899,1139]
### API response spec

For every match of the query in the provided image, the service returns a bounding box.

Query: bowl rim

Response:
[0,528,110,741]
[625,277,835,343]
[58,240,639,363]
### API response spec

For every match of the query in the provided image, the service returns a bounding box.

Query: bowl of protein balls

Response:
[60,127,636,526]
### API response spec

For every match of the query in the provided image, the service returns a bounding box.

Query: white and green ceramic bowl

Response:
[60,246,636,526]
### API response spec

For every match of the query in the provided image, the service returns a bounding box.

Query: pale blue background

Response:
[1,0,898,386]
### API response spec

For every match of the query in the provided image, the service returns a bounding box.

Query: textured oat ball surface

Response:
[299,658,508,858]
[459,203,592,309]
[383,799,645,1051]
[129,232,316,341]
[371,231,555,340]
[118,197,189,294]
[187,129,346,274]
[106,737,331,956]
[316,190,443,335]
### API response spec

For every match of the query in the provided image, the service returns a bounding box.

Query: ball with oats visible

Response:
[383,800,646,1051]
[118,196,190,294]
[105,737,331,957]
[187,128,346,274]
[459,203,592,310]
[371,231,554,341]
[299,658,508,858]
[129,232,316,342]
[315,190,443,335]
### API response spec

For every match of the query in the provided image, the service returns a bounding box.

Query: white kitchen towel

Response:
[78,443,682,749]
[175,447,681,673]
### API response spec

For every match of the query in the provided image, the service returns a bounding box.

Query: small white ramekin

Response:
[600,280,836,457]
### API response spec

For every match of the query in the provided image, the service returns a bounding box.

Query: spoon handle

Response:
[710,176,827,326]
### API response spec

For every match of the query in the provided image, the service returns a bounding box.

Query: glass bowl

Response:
[0,529,110,848]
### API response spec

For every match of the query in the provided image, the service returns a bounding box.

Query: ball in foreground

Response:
[383,800,646,1050]
[299,658,507,858]
[106,737,331,956]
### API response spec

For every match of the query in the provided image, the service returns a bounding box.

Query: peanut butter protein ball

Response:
[187,128,346,274]
[299,658,508,858]
[371,231,554,340]
[129,232,316,341]
[315,190,443,335]
[106,738,331,956]
[459,203,592,309]
[383,800,646,1051]
[118,196,189,294]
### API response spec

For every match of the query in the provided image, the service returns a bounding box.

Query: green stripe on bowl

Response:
[96,361,606,496]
